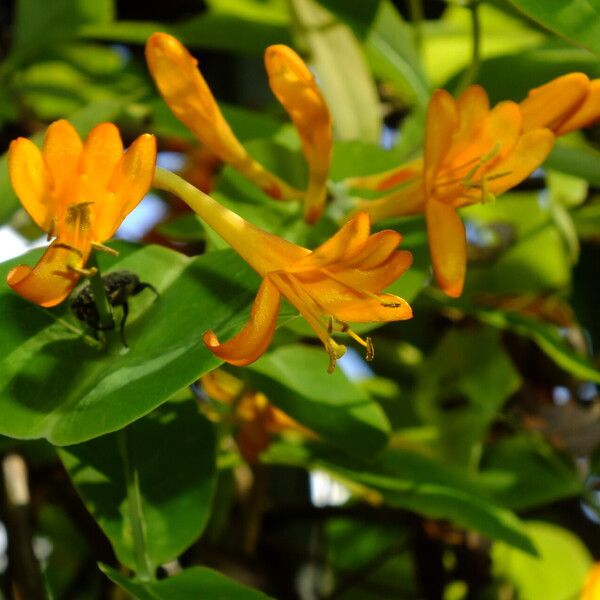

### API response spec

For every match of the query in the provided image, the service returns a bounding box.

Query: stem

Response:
[86,252,114,331]
[456,0,481,93]
[407,0,424,53]
[118,426,154,581]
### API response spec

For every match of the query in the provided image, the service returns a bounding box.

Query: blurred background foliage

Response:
[0,0,599,598]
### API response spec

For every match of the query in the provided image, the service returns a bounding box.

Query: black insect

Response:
[71,271,159,347]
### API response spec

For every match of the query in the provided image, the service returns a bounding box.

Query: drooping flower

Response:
[153,168,413,372]
[201,369,309,463]
[353,85,554,297]
[7,120,156,307]
[145,32,333,223]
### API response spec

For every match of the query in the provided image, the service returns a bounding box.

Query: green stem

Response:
[456,0,481,94]
[118,426,154,581]
[407,0,424,53]
[86,253,114,332]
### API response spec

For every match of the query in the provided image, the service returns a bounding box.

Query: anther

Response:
[91,242,119,256]
[365,337,375,362]
[68,265,98,277]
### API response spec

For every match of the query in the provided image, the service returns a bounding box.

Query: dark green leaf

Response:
[545,143,600,188]
[101,564,274,599]
[60,399,215,570]
[0,245,283,444]
[246,345,391,458]
[506,0,600,57]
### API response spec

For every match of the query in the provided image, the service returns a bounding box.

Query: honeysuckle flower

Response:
[7,120,156,307]
[520,72,600,135]
[264,45,333,223]
[201,369,309,463]
[354,85,554,297]
[146,33,333,223]
[153,168,413,372]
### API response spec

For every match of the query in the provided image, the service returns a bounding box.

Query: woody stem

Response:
[87,252,114,331]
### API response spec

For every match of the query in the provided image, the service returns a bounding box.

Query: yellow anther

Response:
[327,340,347,373]
[67,265,98,277]
[91,241,119,256]
[365,337,375,362]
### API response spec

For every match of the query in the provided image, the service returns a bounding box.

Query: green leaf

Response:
[267,439,536,554]
[415,328,521,466]
[506,0,600,57]
[492,521,593,599]
[0,245,280,444]
[101,564,274,599]
[364,1,430,109]
[60,399,216,570]
[481,435,583,510]
[573,196,600,240]
[0,97,129,225]
[545,142,600,187]
[12,0,114,66]
[290,0,381,142]
[246,345,391,458]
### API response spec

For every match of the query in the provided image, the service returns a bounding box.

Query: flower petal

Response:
[345,158,422,192]
[42,120,83,204]
[330,292,412,322]
[8,138,53,232]
[424,89,458,191]
[95,133,157,241]
[520,72,590,132]
[555,78,600,135]
[80,122,124,189]
[6,241,86,307]
[290,212,371,271]
[488,128,555,196]
[426,199,466,298]
[354,180,425,222]
[203,277,281,366]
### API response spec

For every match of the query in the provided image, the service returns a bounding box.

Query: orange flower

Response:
[201,369,308,463]
[581,561,600,600]
[146,33,333,223]
[153,168,413,371]
[7,120,156,307]
[520,72,600,135]
[264,45,333,223]
[355,85,554,297]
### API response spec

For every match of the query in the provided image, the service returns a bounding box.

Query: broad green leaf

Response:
[12,0,113,66]
[573,196,600,240]
[0,97,129,225]
[507,0,600,57]
[0,245,285,444]
[415,328,521,466]
[60,399,216,571]
[101,564,274,599]
[246,345,391,458]
[364,1,430,109]
[266,440,536,554]
[290,0,381,142]
[492,521,593,599]
[481,435,583,510]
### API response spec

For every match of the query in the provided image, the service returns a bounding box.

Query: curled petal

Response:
[520,73,590,133]
[555,78,600,135]
[427,200,466,298]
[345,158,422,192]
[95,134,157,241]
[8,138,52,232]
[7,242,86,307]
[43,120,83,204]
[354,180,425,223]
[424,90,458,192]
[488,128,555,196]
[291,212,371,271]
[203,277,281,366]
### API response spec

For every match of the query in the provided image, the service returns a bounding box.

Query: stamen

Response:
[91,242,119,256]
[335,319,375,362]
[68,265,98,277]
[53,243,83,258]
[327,340,347,374]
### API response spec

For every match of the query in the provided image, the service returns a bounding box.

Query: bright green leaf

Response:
[60,399,216,570]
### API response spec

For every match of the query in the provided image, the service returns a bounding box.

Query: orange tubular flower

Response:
[145,33,303,202]
[264,45,333,224]
[146,33,335,223]
[7,120,156,307]
[153,168,413,371]
[356,86,554,297]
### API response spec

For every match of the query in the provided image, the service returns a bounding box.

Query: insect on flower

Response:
[71,271,158,347]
